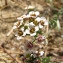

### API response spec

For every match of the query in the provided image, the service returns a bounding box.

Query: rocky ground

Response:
[0,0,63,63]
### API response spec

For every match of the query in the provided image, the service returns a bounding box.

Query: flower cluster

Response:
[13,11,48,40]
[12,11,49,63]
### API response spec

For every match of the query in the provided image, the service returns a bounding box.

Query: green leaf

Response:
[49,20,57,29]
[36,30,43,35]
[34,30,43,37]
[42,57,50,63]
[24,26,28,30]
[28,9,34,12]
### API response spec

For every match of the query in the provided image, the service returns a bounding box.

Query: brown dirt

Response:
[0,0,63,63]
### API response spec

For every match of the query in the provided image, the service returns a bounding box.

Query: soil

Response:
[0,0,63,63]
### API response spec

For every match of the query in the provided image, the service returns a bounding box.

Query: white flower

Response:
[22,27,30,36]
[41,17,47,22]
[13,26,17,29]
[28,5,35,9]
[30,32,36,36]
[29,11,35,15]
[17,17,23,21]
[39,51,44,56]
[35,26,39,31]
[29,11,39,17]
[17,36,22,40]
[26,14,31,18]
[40,17,48,25]
[38,17,48,28]
[21,27,24,31]
[39,23,43,28]
[23,29,30,36]
[29,25,40,36]
[35,17,41,22]
[13,11,49,41]
[15,27,24,40]
[44,21,48,25]
[22,32,26,36]
[22,14,31,18]
[29,25,39,36]
[29,22,35,28]
[29,11,40,17]
[25,5,35,9]
[35,11,40,16]
[21,27,30,36]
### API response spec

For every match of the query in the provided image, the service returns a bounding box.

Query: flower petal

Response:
[44,21,48,25]
[29,22,35,27]
[17,36,22,40]
[39,51,44,56]
[35,17,41,22]
[41,17,47,22]
[30,32,36,36]
[29,11,35,15]
[17,17,23,20]
[35,11,40,16]
[39,24,43,28]
[13,26,17,29]
[35,26,39,31]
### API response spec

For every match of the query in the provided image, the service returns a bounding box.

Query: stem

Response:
[0,45,21,63]
[7,27,14,36]
[44,16,49,57]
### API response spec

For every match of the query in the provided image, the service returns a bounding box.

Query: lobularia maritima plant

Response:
[7,6,60,63]
[13,10,49,63]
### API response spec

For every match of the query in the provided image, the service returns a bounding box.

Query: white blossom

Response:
[29,11,40,17]
[29,22,35,27]
[25,5,35,9]
[29,11,35,15]
[17,36,22,40]
[21,27,24,31]
[13,26,17,29]
[24,29,30,35]
[39,23,43,28]
[35,26,39,31]
[26,14,31,18]
[13,11,48,41]
[41,17,47,22]
[39,51,44,56]
[17,17,23,21]
[44,21,48,25]
[35,11,40,16]
[30,32,36,36]
[35,17,41,22]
